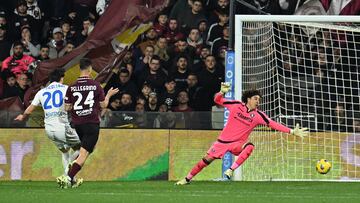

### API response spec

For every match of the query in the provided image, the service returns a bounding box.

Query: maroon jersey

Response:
[65,76,105,125]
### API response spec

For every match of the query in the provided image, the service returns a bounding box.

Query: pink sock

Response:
[186,159,209,180]
[230,144,254,170]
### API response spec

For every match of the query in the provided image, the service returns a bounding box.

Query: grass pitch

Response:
[1,181,359,203]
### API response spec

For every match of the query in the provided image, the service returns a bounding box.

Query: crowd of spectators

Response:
[271,22,360,132]
[99,0,231,128]
[0,0,103,102]
[0,0,230,129]
[0,0,358,131]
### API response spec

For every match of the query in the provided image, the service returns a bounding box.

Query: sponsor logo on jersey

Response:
[45,111,67,118]
[236,112,253,123]
[76,108,93,116]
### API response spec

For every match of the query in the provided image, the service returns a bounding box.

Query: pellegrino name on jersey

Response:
[70,85,97,92]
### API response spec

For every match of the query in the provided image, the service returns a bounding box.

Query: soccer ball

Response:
[316,159,332,174]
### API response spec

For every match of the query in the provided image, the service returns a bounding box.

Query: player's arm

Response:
[214,82,232,104]
[14,104,36,121]
[15,90,42,121]
[64,86,73,111]
[214,92,227,105]
[214,82,243,108]
[99,87,119,109]
[257,111,309,138]
[64,96,73,111]
[64,103,73,111]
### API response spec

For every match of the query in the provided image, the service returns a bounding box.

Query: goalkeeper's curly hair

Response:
[241,89,262,103]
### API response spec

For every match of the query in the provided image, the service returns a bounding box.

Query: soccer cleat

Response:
[175,178,190,185]
[56,175,72,189]
[71,177,83,188]
[224,169,233,180]
[56,176,61,184]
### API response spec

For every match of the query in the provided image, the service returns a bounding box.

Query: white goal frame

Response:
[234,15,360,101]
[234,15,360,181]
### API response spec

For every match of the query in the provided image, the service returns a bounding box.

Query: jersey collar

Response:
[242,102,257,112]
[77,76,91,80]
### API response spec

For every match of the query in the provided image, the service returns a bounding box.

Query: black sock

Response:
[68,162,81,180]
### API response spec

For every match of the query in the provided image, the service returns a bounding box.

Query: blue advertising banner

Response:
[222,50,235,177]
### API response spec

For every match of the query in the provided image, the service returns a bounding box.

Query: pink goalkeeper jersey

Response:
[214,93,291,143]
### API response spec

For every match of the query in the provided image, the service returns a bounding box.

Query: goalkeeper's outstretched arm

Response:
[258,111,309,138]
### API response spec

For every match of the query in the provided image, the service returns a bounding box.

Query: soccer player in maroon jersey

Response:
[176,82,309,185]
[56,58,119,188]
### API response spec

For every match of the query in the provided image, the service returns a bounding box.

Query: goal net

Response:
[234,15,360,181]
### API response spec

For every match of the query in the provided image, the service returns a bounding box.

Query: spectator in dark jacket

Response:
[163,18,184,44]
[137,55,167,95]
[104,68,138,100]
[211,25,229,56]
[159,77,177,109]
[174,0,206,31]
[170,55,190,91]
[0,23,12,65]
[197,55,223,111]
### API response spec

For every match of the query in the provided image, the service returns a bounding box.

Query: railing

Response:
[2,109,357,132]
[0,110,225,130]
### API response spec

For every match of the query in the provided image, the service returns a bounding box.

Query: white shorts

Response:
[45,124,81,150]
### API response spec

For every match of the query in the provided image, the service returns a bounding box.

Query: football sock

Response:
[70,150,80,162]
[68,162,82,180]
[230,143,254,170]
[61,152,70,174]
[186,158,210,181]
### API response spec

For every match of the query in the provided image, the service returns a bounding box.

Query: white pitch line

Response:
[71,191,360,199]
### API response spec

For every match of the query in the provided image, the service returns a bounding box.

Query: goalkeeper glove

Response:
[290,123,309,138]
[220,82,231,95]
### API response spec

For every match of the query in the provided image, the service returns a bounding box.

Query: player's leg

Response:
[70,145,80,161]
[45,129,73,175]
[59,147,71,174]
[224,142,255,179]
[230,143,254,170]
[55,146,73,188]
[67,123,99,182]
[176,155,215,185]
[187,155,215,180]
[68,145,83,189]
[176,141,226,185]
[59,146,85,189]
[48,128,78,188]
[68,147,89,175]
[65,124,81,162]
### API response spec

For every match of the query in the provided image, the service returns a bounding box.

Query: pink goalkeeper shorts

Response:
[207,140,246,159]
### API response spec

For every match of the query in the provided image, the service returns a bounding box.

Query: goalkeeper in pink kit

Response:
[176,82,309,185]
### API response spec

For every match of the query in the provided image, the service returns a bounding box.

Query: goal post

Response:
[233,15,360,181]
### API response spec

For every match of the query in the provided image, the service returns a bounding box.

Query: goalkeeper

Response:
[176,82,309,185]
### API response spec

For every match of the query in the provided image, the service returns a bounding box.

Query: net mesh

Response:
[239,21,360,181]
